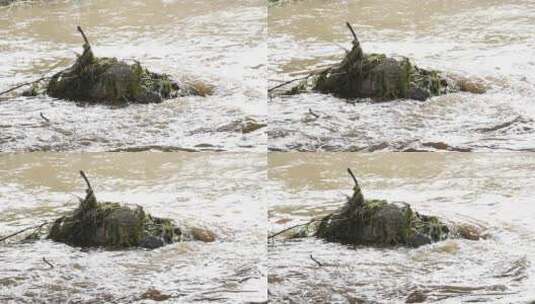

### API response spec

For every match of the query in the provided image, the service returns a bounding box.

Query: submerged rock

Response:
[45,27,203,104]
[283,169,481,248]
[44,171,214,249]
[278,23,486,101]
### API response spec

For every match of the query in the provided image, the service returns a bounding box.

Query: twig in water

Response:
[0,76,50,97]
[0,221,49,242]
[268,79,288,83]
[268,75,311,93]
[268,219,321,239]
[0,59,70,98]
[308,108,320,118]
[310,254,323,267]
[42,257,54,269]
[40,112,50,123]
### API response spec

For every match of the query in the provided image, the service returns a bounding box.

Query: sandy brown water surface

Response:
[0,0,266,152]
[0,153,267,303]
[269,0,535,152]
[268,153,535,303]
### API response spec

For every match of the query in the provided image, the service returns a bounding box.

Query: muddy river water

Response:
[269,0,535,152]
[0,0,266,152]
[0,153,267,303]
[268,153,535,303]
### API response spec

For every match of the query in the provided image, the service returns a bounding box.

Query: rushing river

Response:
[0,153,267,303]
[0,0,266,152]
[268,0,535,152]
[268,153,535,303]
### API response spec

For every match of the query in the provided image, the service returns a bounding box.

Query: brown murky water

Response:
[269,0,535,152]
[0,0,266,152]
[268,153,535,303]
[0,153,267,303]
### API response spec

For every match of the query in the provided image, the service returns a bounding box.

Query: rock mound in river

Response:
[46,27,201,104]
[316,196,449,248]
[280,23,486,102]
[46,171,215,249]
[284,169,482,248]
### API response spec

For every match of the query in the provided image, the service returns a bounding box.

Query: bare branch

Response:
[0,76,49,97]
[310,254,323,266]
[77,26,90,47]
[0,222,49,242]
[347,168,359,187]
[79,170,93,191]
[268,219,321,239]
[40,112,50,122]
[42,257,54,269]
[346,22,358,42]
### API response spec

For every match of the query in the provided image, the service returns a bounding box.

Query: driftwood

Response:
[308,108,319,118]
[309,254,323,266]
[0,57,70,97]
[39,112,50,122]
[42,257,54,269]
[268,219,321,240]
[0,221,49,242]
[0,76,50,97]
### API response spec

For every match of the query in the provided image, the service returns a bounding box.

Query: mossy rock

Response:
[47,51,180,104]
[43,171,218,249]
[316,199,449,247]
[47,196,181,249]
[309,42,451,102]
[313,176,449,247]
[281,169,471,248]
[279,23,485,101]
[45,27,201,104]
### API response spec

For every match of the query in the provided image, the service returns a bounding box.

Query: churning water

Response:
[269,0,535,151]
[0,0,266,152]
[268,153,535,303]
[0,153,267,303]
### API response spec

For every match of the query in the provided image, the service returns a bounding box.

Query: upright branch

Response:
[80,170,92,191]
[347,168,364,207]
[79,170,97,209]
[340,22,363,65]
[75,26,94,67]
[77,26,91,48]
[347,168,359,187]
[345,22,358,43]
